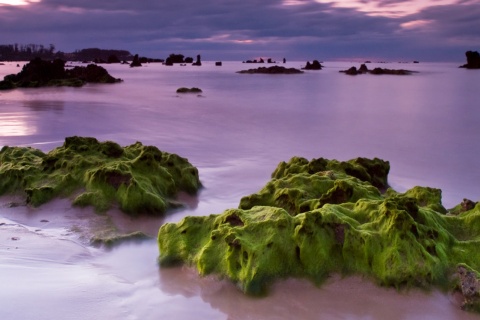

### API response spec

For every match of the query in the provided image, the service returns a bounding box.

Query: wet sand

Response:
[1,198,478,320]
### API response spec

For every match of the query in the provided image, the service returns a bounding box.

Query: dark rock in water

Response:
[237,65,303,74]
[176,87,202,93]
[165,54,185,66]
[340,65,414,75]
[341,66,359,75]
[460,51,480,69]
[192,54,202,66]
[215,61,222,66]
[358,64,369,73]
[370,67,412,75]
[0,58,122,90]
[184,57,194,63]
[302,60,322,70]
[130,54,142,67]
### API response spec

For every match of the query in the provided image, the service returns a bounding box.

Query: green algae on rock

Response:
[158,156,480,311]
[0,136,201,215]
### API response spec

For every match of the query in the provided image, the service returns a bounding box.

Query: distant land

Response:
[0,43,161,63]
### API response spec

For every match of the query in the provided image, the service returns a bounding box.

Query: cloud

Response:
[0,0,477,61]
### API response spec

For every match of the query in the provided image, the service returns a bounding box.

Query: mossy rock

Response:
[239,157,389,215]
[158,156,480,311]
[0,136,201,215]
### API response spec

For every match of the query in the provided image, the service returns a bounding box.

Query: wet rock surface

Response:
[158,156,480,314]
[0,136,201,215]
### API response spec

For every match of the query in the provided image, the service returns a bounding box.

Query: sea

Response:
[0,60,479,319]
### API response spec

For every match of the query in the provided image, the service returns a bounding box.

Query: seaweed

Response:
[0,136,201,215]
[158,156,480,311]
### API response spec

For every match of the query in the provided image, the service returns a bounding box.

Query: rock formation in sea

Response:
[460,51,480,69]
[176,87,202,93]
[340,64,414,75]
[192,55,202,66]
[0,136,201,214]
[0,58,122,90]
[237,65,304,74]
[302,60,323,70]
[158,156,480,314]
[130,54,142,67]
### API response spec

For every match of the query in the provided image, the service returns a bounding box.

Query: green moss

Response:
[0,136,201,215]
[158,156,480,311]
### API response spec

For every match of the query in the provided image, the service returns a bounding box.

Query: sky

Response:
[0,0,479,62]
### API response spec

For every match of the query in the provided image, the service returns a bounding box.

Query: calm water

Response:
[1,61,479,319]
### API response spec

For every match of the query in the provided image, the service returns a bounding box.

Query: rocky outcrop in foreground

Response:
[158,156,480,314]
[0,58,122,90]
[460,51,480,69]
[340,64,414,75]
[0,136,201,215]
[237,65,303,74]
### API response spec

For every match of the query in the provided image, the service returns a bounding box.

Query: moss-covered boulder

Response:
[0,136,201,215]
[239,157,389,215]
[158,156,480,312]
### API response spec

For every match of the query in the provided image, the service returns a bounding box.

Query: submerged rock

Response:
[0,136,201,215]
[237,66,304,74]
[158,156,480,312]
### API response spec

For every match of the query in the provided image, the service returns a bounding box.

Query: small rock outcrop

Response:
[130,54,142,67]
[340,64,414,75]
[0,58,122,90]
[302,60,322,70]
[176,87,202,93]
[460,51,480,69]
[237,66,303,74]
[192,55,202,66]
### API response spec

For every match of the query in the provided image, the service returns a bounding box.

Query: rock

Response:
[0,136,201,215]
[302,60,322,70]
[340,65,414,75]
[237,65,304,74]
[176,87,202,93]
[158,155,480,309]
[358,64,369,73]
[340,66,359,75]
[215,61,222,66]
[456,265,480,311]
[130,54,142,67]
[165,54,185,66]
[184,57,194,63]
[192,54,202,66]
[0,58,122,90]
[460,51,480,69]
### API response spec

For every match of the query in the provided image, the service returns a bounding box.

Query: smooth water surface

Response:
[1,61,479,319]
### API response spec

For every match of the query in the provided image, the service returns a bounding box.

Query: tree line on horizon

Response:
[0,43,134,62]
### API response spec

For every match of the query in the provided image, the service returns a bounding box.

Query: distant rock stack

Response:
[192,55,202,66]
[460,51,480,69]
[130,54,142,67]
[302,60,322,70]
